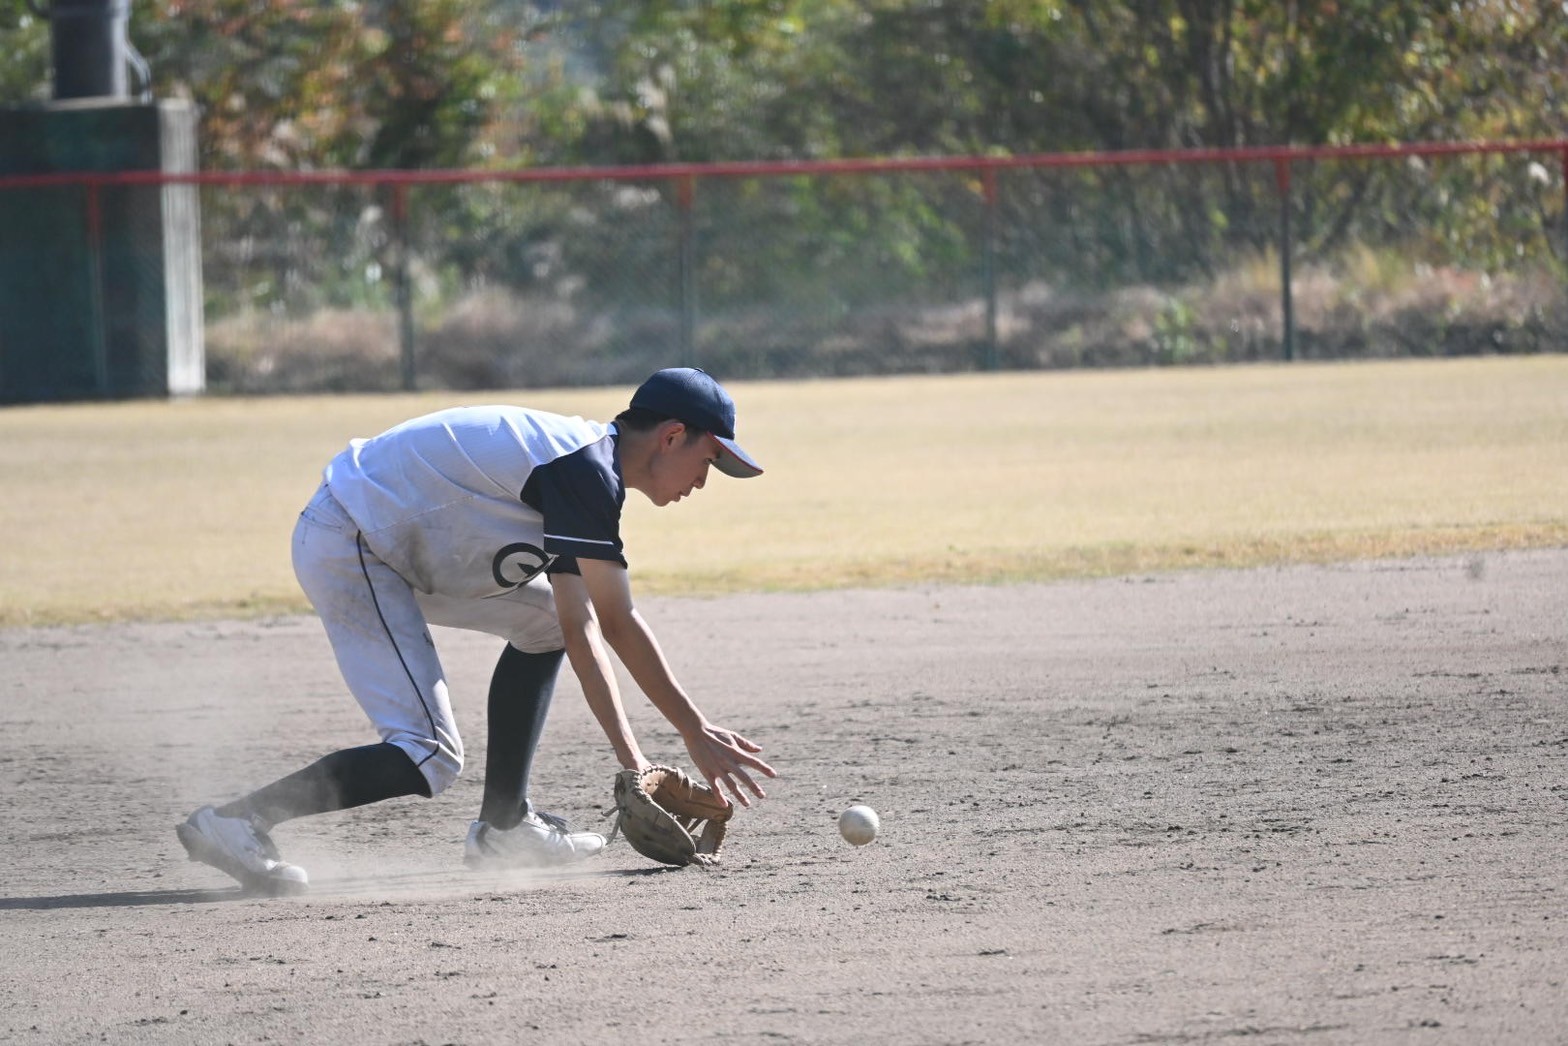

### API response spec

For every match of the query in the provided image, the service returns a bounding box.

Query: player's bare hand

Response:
[684,722,776,808]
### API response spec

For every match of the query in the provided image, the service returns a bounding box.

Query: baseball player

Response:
[177,367,776,894]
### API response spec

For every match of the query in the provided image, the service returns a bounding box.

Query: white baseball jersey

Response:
[322,406,628,599]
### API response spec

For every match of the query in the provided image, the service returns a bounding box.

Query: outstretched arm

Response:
[569,557,776,806]
[550,569,648,775]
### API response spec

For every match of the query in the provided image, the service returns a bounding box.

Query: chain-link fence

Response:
[5,142,1566,398]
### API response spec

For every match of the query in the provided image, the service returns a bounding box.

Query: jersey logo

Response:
[491,542,552,589]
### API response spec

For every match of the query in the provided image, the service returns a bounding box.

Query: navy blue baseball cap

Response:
[630,367,763,478]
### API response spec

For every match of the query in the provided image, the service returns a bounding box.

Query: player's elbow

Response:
[559,618,597,661]
[595,604,640,648]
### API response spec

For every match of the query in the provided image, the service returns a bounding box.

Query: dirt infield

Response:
[3,550,1566,1045]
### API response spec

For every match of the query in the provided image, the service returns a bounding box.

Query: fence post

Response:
[676,175,697,367]
[981,167,999,371]
[84,181,109,394]
[1561,146,1568,279]
[1274,158,1295,363]
[389,182,417,392]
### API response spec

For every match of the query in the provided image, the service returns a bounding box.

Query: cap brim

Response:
[714,436,763,478]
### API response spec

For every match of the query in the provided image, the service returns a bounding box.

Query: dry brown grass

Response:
[2,356,1565,627]
[201,248,1567,392]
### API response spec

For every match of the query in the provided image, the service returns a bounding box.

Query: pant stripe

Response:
[356,533,441,769]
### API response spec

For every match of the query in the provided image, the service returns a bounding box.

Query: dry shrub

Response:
[1005,255,1564,368]
[419,290,681,389]
[206,255,1566,393]
[206,307,401,393]
[423,291,585,389]
[206,291,675,393]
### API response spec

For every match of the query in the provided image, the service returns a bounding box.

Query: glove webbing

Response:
[601,774,721,869]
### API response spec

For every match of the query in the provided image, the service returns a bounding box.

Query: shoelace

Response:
[248,820,287,862]
[532,810,571,833]
[210,814,275,867]
[597,802,625,846]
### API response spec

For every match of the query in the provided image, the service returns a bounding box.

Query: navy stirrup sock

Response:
[479,645,565,830]
[218,742,431,828]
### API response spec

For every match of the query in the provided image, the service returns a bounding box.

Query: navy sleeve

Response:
[521,437,626,567]
[546,555,580,576]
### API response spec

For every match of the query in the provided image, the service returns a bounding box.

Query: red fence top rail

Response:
[2,139,1565,191]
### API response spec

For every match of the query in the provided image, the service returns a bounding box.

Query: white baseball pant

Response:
[291,482,564,796]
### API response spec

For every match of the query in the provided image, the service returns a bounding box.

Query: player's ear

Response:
[660,420,688,448]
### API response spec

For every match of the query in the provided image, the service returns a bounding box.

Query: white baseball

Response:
[838,805,880,846]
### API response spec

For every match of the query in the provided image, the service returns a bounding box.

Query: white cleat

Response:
[464,810,607,870]
[177,806,309,896]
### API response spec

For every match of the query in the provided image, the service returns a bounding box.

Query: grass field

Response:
[2,355,1566,628]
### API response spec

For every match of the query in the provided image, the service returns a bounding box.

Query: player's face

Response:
[648,426,718,507]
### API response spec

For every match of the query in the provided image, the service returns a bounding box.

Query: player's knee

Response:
[418,751,462,797]
[391,737,463,797]
[505,612,564,653]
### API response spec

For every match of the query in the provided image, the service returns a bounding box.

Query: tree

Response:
[0,3,50,105]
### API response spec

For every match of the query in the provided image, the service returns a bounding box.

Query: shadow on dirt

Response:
[0,865,675,910]
[0,887,243,909]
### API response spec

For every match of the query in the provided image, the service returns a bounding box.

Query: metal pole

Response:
[677,176,696,367]
[40,0,130,101]
[982,167,999,371]
[390,183,417,392]
[1561,147,1568,280]
[84,181,110,394]
[1275,158,1295,363]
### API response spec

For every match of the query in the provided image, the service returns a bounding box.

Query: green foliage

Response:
[1152,295,1199,365]
[0,5,49,105]
[1,0,1563,342]
[553,0,859,163]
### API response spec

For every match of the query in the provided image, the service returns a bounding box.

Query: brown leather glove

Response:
[612,765,733,867]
